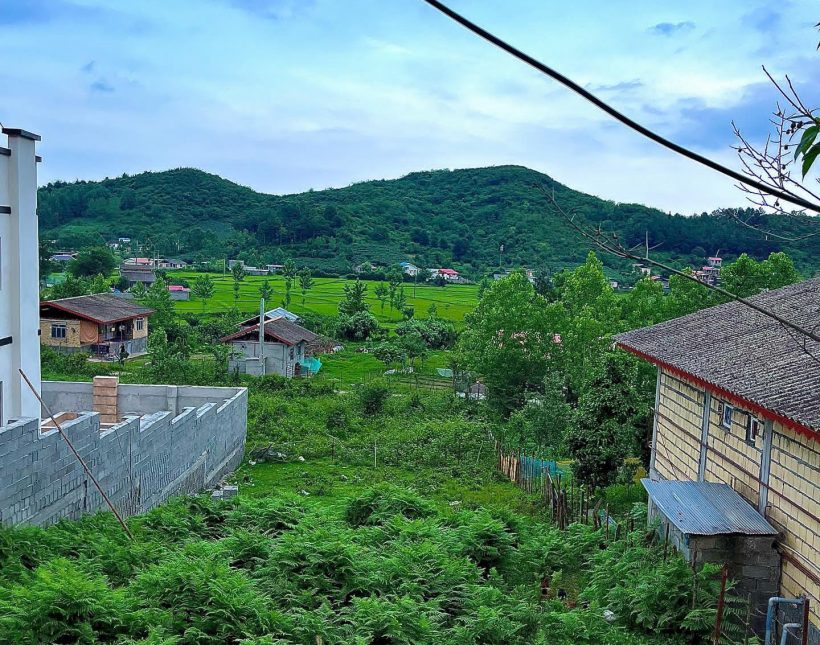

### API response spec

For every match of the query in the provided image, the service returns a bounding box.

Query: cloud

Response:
[228,0,314,20]
[588,79,644,93]
[649,21,695,36]
[90,79,115,93]
[81,60,96,73]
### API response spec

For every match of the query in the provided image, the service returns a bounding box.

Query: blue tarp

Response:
[519,456,562,477]
[302,357,322,374]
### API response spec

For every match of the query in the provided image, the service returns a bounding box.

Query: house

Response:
[222,316,318,377]
[156,258,187,269]
[632,263,651,277]
[0,125,247,529]
[123,257,152,266]
[167,285,190,301]
[120,264,156,287]
[40,294,154,358]
[399,262,421,277]
[50,251,77,263]
[615,279,820,640]
[430,268,460,281]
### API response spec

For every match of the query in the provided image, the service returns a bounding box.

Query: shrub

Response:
[395,317,457,349]
[337,311,380,341]
[356,380,390,416]
[344,485,437,527]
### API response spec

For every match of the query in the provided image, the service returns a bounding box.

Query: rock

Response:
[222,485,238,499]
[249,460,257,466]
[297,456,305,462]
[603,610,617,623]
[298,489,310,496]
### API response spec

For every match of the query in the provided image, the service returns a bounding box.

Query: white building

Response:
[399,262,421,277]
[0,127,42,425]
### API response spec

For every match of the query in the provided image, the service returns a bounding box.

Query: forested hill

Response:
[38,165,820,277]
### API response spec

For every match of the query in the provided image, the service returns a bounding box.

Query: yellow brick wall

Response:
[132,317,148,339]
[767,423,819,630]
[39,318,83,348]
[703,399,763,507]
[654,370,702,480]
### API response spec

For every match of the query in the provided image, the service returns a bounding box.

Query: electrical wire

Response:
[421,0,820,214]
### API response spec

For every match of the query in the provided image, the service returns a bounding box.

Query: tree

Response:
[282,259,297,308]
[192,274,215,313]
[372,342,406,372]
[231,263,246,309]
[621,278,665,330]
[39,239,56,282]
[89,274,110,294]
[67,247,116,278]
[339,279,369,317]
[374,282,389,313]
[141,277,175,331]
[298,268,314,306]
[393,286,407,318]
[399,331,427,372]
[458,271,565,415]
[337,311,379,341]
[49,275,90,299]
[258,278,274,304]
[130,281,148,300]
[386,266,403,312]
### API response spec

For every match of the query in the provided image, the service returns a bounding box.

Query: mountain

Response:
[37,165,820,278]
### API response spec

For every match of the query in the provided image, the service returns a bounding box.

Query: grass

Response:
[168,271,479,327]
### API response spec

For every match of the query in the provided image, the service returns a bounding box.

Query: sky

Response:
[1,0,817,213]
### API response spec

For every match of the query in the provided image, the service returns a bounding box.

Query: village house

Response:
[0,126,247,527]
[616,279,820,640]
[167,284,190,301]
[40,294,153,359]
[399,261,421,277]
[430,267,460,281]
[222,315,318,377]
[120,263,156,287]
[50,251,77,263]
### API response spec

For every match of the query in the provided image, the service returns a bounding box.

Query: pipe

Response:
[780,623,801,645]
[765,597,804,645]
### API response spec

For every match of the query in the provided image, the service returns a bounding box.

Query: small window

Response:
[135,318,144,331]
[289,347,295,360]
[51,323,66,339]
[721,403,733,429]
[746,416,760,445]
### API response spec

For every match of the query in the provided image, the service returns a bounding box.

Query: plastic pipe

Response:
[765,597,804,645]
[779,623,801,645]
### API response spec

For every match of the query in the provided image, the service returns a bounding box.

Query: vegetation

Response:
[36,165,820,278]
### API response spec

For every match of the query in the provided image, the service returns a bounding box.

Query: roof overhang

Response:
[617,341,818,443]
[40,301,155,325]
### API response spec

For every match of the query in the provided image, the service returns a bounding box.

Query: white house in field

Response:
[0,127,42,425]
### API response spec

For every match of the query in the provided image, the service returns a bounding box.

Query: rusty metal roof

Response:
[642,479,777,536]
[221,317,317,346]
[615,278,820,438]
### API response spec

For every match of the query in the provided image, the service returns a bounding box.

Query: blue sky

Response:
[1,0,817,213]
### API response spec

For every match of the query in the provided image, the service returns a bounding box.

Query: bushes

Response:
[337,311,380,341]
[356,380,390,415]
[344,485,437,527]
[395,317,457,349]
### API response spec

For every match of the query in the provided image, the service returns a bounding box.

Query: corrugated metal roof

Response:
[641,479,777,536]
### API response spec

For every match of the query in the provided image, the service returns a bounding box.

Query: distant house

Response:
[120,264,156,287]
[399,262,421,277]
[221,316,318,377]
[124,257,152,266]
[40,294,153,358]
[50,251,76,263]
[167,285,190,301]
[266,264,284,273]
[430,268,460,282]
[156,258,187,269]
[616,279,820,637]
[608,279,620,289]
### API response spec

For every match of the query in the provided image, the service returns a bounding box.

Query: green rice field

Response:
[169,272,479,327]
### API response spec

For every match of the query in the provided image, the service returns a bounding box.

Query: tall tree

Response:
[386,265,403,312]
[67,247,116,278]
[231,263,246,309]
[298,268,314,306]
[339,278,369,316]
[258,278,274,304]
[282,259,297,309]
[374,282,389,313]
[192,274,215,313]
[141,276,175,331]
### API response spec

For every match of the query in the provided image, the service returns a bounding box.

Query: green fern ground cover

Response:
[0,382,728,644]
[169,271,479,327]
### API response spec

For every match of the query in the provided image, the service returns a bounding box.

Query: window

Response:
[746,416,760,445]
[135,318,144,331]
[720,403,733,429]
[289,347,294,360]
[51,323,67,339]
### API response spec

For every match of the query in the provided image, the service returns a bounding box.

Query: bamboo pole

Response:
[19,369,133,540]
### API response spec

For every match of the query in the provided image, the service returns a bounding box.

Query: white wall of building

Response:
[0,128,41,425]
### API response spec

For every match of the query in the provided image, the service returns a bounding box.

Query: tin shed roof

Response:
[41,294,154,325]
[642,479,777,536]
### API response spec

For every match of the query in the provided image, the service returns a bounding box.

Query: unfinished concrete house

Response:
[616,279,820,643]
[222,315,318,377]
[0,127,248,527]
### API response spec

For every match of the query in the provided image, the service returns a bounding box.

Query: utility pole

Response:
[258,298,266,376]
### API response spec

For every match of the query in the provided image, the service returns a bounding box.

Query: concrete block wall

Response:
[0,384,247,526]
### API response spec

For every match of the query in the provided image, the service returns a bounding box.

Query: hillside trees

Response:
[67,247,116,278]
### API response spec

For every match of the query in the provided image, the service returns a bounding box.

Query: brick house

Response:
[41,293,153,358]
[616,279,819,641]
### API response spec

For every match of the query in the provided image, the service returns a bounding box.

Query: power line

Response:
[421,0,820,214]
